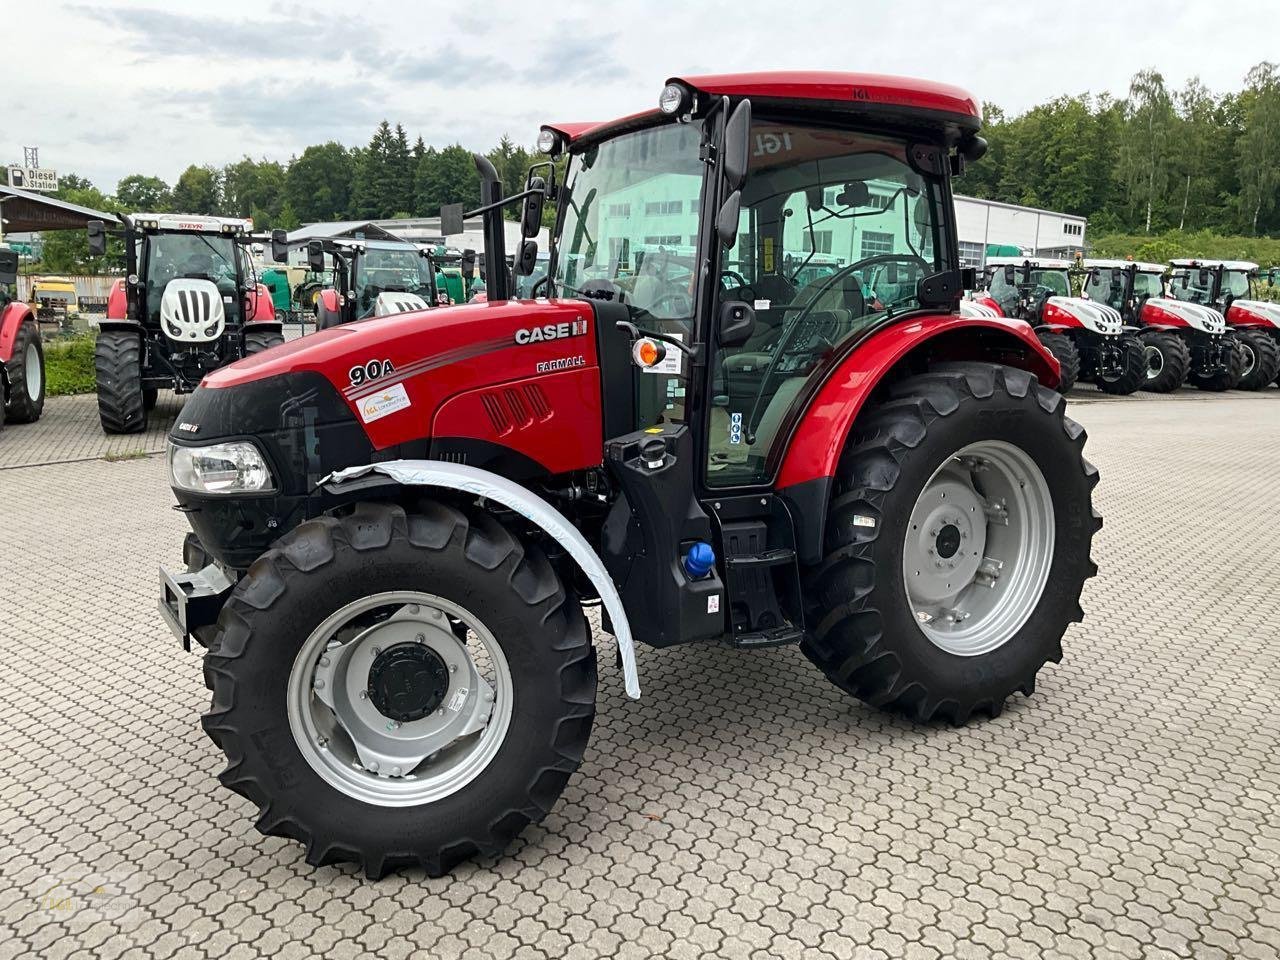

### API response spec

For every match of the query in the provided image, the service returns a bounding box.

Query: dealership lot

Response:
[1,390,1277,960]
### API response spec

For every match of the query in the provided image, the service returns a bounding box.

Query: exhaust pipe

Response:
[472,154,510,302]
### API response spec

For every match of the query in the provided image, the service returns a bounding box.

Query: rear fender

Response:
[319,460,640,699]
[0,300,34,364]
[776,314,1057,564]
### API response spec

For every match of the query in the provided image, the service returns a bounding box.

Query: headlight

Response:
[659,82,689,115]
[169,441,274,494]
[536,128,559,154]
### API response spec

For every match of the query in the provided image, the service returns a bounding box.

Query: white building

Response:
[954,195,1087,266]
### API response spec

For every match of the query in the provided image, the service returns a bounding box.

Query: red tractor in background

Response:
[159,72,1099,878]
[86,213,283,434]
[975,256,1144,395]
[1166,258,1279,390]
[0,247,46,429]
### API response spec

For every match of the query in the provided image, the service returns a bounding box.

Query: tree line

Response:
[30,63,1280,273]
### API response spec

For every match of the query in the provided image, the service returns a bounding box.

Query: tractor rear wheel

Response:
[94,328,146,434]
[1234,328,1279,391]
[801,362,1100,724]
[1036,332,1079,393]
[1189,336,1245,392]
[1139,330,1189,393]
[1094,335,1146,396]
[4,318,45,423]
[245,328,286,355]
[201,501,596,879]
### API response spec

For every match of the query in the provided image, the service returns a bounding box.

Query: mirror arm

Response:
[614,320,704,364]
[463,186,545,220]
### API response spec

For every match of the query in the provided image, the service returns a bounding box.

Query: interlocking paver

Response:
[1,389,1279,958]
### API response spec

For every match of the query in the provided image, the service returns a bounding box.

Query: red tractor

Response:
[975,256,1145,395]
[1167,258,1279,390]
[86,214,283,433]
[159,72,1100,878]
[0,247,46,429]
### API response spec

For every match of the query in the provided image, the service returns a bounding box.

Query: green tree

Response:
[223,157,286,222]
[414,145,480,224]
[1237,62,1280,236]
[284,142,355,223]
[171,165,221,214]
[38,185,119,274]
[114,174,172,212]
[1117,69,1176,233]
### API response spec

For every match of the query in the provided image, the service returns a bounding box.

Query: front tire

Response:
[1234,328,1279,391]
[245,328,286,355]
[1036,332,1079,393]
[201,501,596,879]
[1139,330,1190,393]
[4,319,45,423]
[1094,335,1146,395]
[94,328,146,434]
[801,363,1100,723]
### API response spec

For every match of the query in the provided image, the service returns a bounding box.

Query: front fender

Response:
[246,283,276,323]
[320,459,640,699]
[0,301,34,364]
[775,314,1057,563]
[106,278,128,320]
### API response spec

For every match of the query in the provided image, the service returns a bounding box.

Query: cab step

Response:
[719,518,805,648]
[727,624,804,649]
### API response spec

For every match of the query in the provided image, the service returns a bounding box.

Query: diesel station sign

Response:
[7,166,59,192]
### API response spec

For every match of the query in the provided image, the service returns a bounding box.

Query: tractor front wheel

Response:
[1138,330,1189,393]
[801,362,1100,723]
[4,318,45,423]
[1094,335,1146,396]
[1036,332,1079,393]
[94,328,146,434]
[201,501,596,879]
[245,328,286,356]
[1189,336,1245,392]
[1234,328,1279,391]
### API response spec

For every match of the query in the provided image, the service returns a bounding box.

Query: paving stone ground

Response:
[1,388,1278,960]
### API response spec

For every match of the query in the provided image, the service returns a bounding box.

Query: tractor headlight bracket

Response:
[169,440,276,494]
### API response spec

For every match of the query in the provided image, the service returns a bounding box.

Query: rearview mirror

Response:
[1180,273,1189,289]
[87,220,107,257]
[514,239,538,277]
[718,300,754,347]
[1198,269,1209,286]
[461,248,476,276]
[1003,265,1016,285]
[440,203,465,237]
[271,229,289,263]
[716,190,742,248]
[837,181,871,207]
[0,249,17,285]
[1111,268,1123,284]
[722,99,752,191]
[520,177,545,240]
[306,240,325,274]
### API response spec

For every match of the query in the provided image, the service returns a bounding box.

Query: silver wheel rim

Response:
[287,591,513,807]
[903,440,1055,656]
[1143,345,1164,380]
[25,341,42,398]
[1240,341,1256,377]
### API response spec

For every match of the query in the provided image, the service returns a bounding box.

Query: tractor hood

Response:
[1226,299,1280,328]
[1140,298,1226,334]
[1042,297,1122,335]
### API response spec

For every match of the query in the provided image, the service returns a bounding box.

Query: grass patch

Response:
[44,333,98,396]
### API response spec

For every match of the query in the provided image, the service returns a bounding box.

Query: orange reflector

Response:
[632,338,666,368]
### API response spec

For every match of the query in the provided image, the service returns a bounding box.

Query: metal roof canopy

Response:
[0,185,120,233]
[286,221,409,245]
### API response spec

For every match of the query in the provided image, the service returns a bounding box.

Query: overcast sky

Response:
[6,0,1278,192]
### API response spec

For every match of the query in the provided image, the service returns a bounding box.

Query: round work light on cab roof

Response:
[659,82,690,115]
[536,128,559,155]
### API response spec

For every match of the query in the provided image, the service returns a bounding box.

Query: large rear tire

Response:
[1094,334,1146,396]
[94,328,146,434]
[1138,330,1189,393]
[4,318,45,423]
[801,363,1100,724]
[245,328,286,355]
[1234,328,1279,391]
[201,501,596,879]
[1036,332,1079,394]
[1188,336,1245,392]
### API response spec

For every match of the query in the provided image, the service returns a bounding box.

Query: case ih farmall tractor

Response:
[86,213,283,433]
[975,256,1144,394]
[0,247,46,429]
[159,72,1099,879]
[271,234,440,330]
[1166,258,1279,390]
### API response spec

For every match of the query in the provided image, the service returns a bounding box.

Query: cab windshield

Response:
[144,233,239,320]
[1223,270,1251,300]
[354,247,434,316]
[1169,268,1216,305]
[988,266,1070,313]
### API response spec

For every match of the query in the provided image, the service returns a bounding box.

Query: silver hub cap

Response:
[25,341,42,398]
[1240,342,1256,377]
[287,591,513,806]
[1144,345,1164,380]
[903,441,1055,656]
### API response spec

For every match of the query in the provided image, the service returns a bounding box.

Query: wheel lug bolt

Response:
[449,664,457,674]
[317,737,327,749]
[391,767,401,776]
[360,690,369,700]
[368,761,379,772]
[313,678,324,689]
[415,633,426,643]
[408,605,419,614]
[319,656,330,667]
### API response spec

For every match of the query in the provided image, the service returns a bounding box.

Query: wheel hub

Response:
[1144,344,1164,379]
[368,643,450,723]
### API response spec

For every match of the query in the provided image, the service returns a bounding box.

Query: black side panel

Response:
[777,476,832,565]
[590,299,636,440]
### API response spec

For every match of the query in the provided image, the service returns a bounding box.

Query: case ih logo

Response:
[514,319,588,345]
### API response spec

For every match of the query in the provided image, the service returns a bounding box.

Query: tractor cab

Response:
[1082,259,1166,319]
[983,256,1072,318]
[1167,259,1280,389]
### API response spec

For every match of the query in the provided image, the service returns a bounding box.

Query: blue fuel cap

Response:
[683,541,716,579]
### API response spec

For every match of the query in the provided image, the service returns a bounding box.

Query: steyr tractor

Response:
[159,72,1100,879]
[0,247,46,429]
[976,256,1144,395]
[274,234,438,329]
[86,214,284,433]
[1167,258,1279,390]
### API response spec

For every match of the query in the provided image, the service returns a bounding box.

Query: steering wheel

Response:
[741,254,928,441]
[646,290,694,317]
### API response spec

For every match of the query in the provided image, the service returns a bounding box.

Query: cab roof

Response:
[546,71,982,150]
[1169,258,1259,271]
[131,212,253,233]
[1085,258,1166,273]
[985,256,1072,270]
